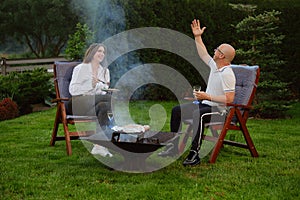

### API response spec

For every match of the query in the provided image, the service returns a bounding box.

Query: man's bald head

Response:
[219,44,236,62]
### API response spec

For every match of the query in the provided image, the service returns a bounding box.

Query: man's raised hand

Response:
[191,19,206,37]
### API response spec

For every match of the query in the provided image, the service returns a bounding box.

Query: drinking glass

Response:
[107,112,114,128]
[193,85,201,104]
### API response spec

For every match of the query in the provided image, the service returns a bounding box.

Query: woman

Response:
[68,43,113,157]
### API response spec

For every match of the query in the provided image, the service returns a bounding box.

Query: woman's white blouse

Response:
[69,63,110,96]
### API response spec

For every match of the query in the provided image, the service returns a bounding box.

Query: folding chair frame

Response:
[179,66,260,163]
[50,62,96,155]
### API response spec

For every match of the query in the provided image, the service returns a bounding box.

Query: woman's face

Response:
[93,46,105,63]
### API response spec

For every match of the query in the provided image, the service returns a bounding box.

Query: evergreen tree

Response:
[231,4,291,118]
[65,23,93,61]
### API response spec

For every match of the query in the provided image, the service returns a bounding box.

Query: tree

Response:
[0,0,79,57]
[231,4,291,118]
[65,23,93,61]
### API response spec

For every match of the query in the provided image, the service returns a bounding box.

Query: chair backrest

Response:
[231,65,260,107]
[229,65,260,123]
[54,61,80,99]
[53,61,80,114]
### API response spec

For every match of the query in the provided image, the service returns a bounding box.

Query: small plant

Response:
[65,23,93,61]
[0,98,19,121]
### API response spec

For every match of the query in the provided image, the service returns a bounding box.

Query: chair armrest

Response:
[51,98,70,103]
[226,103,253,110]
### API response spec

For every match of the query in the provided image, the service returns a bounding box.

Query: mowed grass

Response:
[0,101,299,200]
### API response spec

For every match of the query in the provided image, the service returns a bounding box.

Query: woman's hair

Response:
[83,43,108,68]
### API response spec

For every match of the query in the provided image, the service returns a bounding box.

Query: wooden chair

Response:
[50,61,97,155]
[179,65,260,163]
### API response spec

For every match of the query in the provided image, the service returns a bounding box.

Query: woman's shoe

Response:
[91,145,113,157]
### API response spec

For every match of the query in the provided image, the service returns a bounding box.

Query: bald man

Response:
[159,19,236,166]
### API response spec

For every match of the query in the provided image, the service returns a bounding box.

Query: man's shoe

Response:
[182,150,200,166]
[158,143,178,157]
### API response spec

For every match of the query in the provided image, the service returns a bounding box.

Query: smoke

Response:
[70,1,216,173]
[70,0,126,41]
[70,0,135,86]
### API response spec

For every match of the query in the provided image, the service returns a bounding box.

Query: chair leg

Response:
[50,106,61,146]
[178,124,193,154]
[60,105,72,156]
[209,110,235,163]
[62,122,72,156]
[210,128,219,138]
[209,128,228,163]
[208,128,224,149]
[178,134,189,154]
[237,112,259,157]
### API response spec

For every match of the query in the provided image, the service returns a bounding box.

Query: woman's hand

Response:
[94,81,109,95]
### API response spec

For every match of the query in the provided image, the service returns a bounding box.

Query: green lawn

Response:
[0,101,299,200]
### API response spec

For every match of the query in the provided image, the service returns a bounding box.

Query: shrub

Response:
[0,98,19,121]
[0,68,53,115]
